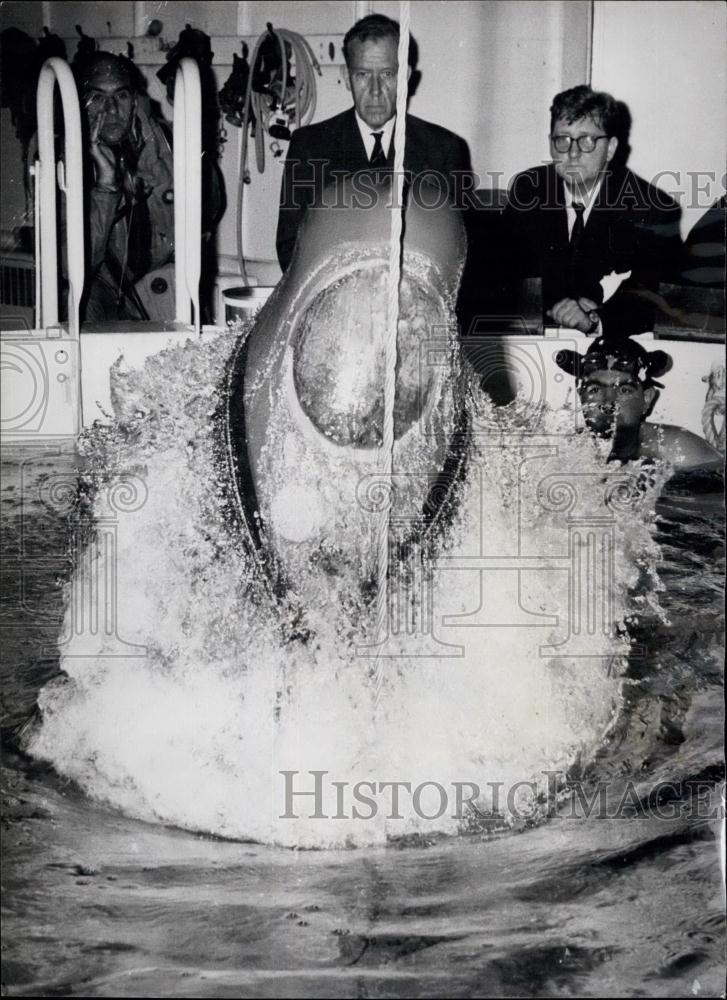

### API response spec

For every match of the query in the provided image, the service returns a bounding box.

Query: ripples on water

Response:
[1,332,724,997]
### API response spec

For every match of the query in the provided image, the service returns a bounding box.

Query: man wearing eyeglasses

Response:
[502,85,682,338]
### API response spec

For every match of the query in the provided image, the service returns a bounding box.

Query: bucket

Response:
[223,286,275,326]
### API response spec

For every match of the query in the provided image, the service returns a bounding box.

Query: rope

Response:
[236,28,320,285]
[701,393,725,451]
[373,0,410,705]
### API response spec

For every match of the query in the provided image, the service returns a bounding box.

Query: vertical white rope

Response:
[373,1,410,703]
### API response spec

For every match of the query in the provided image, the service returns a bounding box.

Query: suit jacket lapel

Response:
[390,114,408,169]
[390,115,425,172]
[545,167,569,251]
[341,108,373,171]
[581,169,623,260]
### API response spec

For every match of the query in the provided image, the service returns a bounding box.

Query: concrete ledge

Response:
[79,323,225,426]
[2,326,722,446]
[1,326,80,442]
[1,323,226,442]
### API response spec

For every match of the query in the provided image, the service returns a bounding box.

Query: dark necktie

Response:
[570,202,585,250]
[124,171,152,280]
[569,201,585,290]
[369,131,386,167]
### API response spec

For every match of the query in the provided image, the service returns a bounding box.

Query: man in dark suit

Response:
[276,14,471,272]
[502,85,682,338]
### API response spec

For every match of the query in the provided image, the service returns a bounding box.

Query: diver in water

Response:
[555,337,722,470]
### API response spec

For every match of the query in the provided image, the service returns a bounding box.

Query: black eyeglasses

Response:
[550,134,609,154]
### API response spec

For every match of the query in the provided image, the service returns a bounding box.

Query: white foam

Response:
[26,332,668,848]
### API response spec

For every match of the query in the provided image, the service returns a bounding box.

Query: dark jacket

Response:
[502,163,683,337]
[276,107,471,271]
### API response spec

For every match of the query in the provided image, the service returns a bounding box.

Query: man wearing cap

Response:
[276,13,471,272]
[503,85,682,338]
[556,337,721,469]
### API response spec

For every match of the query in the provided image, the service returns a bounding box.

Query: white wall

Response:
[1,0,590,273]
[591,0,727,237]
[1,1,724,271]
[374,0,590,189]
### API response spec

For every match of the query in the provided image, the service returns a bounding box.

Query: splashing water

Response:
[24,329,670,848]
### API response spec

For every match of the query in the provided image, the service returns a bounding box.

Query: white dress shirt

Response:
[563,176,602,238]
[354,112,396,161]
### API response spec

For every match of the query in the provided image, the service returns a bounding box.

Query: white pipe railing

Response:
[34,56,201,335]
[173,57,202,334]
[31,162,41,330]
[36,56,84,336]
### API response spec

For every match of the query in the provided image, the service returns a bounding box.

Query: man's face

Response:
[344,36,402,130]
[578,369,652,437]
[84,65,135,145]
[550,114,618,193]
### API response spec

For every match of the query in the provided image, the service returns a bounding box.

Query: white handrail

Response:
[173,57,202,334]
[34,56,201,334]
[36,57,84,336]
[31,162,41,329]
